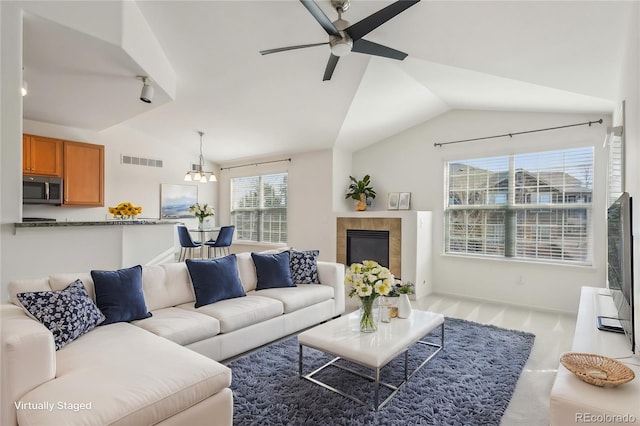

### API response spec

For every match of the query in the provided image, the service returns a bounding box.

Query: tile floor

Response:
[413,293,577,426]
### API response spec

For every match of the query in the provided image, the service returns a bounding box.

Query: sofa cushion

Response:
[140,264,195,312]
[235,252,257,293]
[16,280,105,350]
[16,323,231,426]
[50,273,95,300]
[133,307,220,346]
[177,295,283,333]
[91,265,152,325]
[248,284,334,314]
[186,255,246,308]
[252,251,295,290]
[290,249,320,284]
[9,277,51,307]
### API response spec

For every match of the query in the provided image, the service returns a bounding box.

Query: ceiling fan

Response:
[260,0,420,81]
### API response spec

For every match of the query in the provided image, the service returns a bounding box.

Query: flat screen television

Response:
[607,192,635,353]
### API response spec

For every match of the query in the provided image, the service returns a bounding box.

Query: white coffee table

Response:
[298,309,444,410]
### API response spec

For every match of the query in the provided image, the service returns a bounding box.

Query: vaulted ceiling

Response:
[21,1,633,163]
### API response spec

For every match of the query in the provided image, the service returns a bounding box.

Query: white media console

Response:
[550,286,639,425]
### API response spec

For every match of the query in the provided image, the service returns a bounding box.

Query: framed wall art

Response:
[387,192,399,210]
[398,192,411,210]
[160,184,198,219]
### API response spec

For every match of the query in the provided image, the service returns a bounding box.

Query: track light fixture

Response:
[137,76,154,103]
[184,131,217,183]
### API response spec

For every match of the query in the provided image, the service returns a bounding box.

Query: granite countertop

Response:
[15,219,179,228]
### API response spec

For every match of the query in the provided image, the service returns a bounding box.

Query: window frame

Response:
[230,172,288,244]
[444,147,594,265]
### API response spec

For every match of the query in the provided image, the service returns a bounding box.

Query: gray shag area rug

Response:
[226,317,535,426]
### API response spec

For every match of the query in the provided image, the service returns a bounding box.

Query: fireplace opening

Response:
[346,229,390,268]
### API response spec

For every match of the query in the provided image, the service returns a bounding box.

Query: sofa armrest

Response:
[317,262,345,316]
[1,305,56,426]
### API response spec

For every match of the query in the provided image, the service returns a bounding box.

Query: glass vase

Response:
[198,218,205,231]
[359,297,379,333]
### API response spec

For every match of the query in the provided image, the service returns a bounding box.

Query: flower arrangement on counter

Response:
[108,202,142,220]
[189,203,215,224]
[345,260,394,332]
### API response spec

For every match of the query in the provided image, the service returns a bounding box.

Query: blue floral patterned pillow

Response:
[289,249,320,284]
[16,279,105,350]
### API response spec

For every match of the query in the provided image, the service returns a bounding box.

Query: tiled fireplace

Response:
[337,217,401,278]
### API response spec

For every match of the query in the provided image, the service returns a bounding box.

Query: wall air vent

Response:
[121,155,163,168]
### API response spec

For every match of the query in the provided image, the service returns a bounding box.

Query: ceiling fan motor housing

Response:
[330,0,350,13]
[330,18,352,56]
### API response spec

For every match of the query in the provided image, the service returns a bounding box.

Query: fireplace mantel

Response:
[336,211,432,300]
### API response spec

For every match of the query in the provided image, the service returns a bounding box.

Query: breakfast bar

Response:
[8,219,178,287]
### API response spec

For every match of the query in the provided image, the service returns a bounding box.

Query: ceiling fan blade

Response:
[323,54,340,81]
[345,0,420,42]
[300,0,340,37]
[352,39,408,60]
[260,42,328,56]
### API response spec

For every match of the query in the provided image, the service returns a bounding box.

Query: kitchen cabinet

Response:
[63,141,104,206]
[23,134,63,177]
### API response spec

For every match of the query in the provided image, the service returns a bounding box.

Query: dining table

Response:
[188,227,221,246]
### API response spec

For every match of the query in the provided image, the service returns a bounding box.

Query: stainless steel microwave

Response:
[23,176,63,204]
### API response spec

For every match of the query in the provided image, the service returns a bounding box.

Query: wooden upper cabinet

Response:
[63,141,104,207]
[23,134,63,177]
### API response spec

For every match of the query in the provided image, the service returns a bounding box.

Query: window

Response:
[231,173,288,243]
[607,129,624,207]
[445,147,593,264]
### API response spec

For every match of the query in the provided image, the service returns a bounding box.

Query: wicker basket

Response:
[560,352,635,387]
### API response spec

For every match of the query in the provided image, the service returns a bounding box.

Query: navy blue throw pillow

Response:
[252,251,295,290]
[186,255,246,308]
[91,265,151,325]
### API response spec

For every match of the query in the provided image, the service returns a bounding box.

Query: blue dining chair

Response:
[205,225,235,258]
[177,224,203,261]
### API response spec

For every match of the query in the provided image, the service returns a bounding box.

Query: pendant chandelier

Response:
[184,131,217,183]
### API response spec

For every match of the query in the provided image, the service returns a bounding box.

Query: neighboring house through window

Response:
[231,173,288,243]
[445,147,594,264]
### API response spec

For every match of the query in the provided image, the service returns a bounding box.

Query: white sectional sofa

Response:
[1,251,345,426]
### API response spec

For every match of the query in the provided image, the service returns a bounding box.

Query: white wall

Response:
[332,148,353,212]
[351,109,610,314]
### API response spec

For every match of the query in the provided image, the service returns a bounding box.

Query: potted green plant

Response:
[345,175,376,211]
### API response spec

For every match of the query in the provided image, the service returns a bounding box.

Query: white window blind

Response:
[445,147,593,264]
[231,173,288,243]
[607,134,624,207]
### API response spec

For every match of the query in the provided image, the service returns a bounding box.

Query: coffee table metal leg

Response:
[404,350,409,381]
[375,368,380,410]
[299,344,303,376]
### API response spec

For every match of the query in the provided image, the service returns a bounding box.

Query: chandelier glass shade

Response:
[184,131,217,183]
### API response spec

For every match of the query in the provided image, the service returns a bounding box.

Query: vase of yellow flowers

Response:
[189,203,215,230]
[108,202,142,220]
[345,260,394,332]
